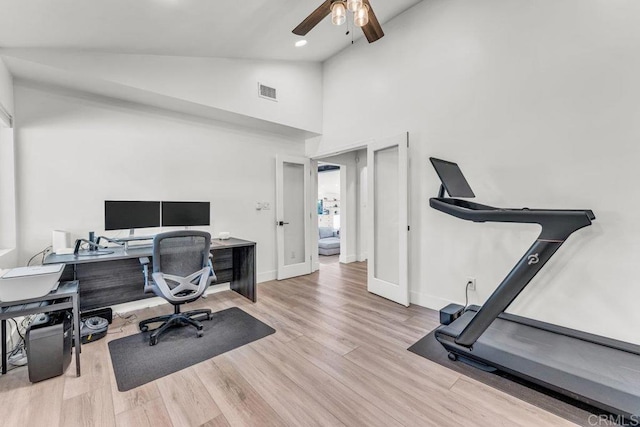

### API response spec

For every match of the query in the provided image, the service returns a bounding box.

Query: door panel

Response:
[282,162,306,266]
[373,145,400,284]
[276,155,311,280]
[367,133,409,306]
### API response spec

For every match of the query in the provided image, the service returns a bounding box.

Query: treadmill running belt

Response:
[436,313,640,418]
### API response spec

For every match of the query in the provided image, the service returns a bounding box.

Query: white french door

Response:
[275,155,312,280]
[367,133,409,306]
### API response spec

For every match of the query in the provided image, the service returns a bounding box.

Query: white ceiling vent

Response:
[258,83,277,102]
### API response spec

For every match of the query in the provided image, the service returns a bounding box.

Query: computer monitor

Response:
[104,201,161,231]
[162,201,210,227]
[429,157,476,198]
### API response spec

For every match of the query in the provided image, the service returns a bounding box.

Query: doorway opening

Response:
[311,132,408,306]
[317,163,341,266]
[313,148,368,274]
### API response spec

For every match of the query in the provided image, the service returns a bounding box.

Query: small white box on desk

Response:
[52,230,72,254]
[0,264,65,302]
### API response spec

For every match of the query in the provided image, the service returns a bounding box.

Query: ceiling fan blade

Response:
[292,0,333,36]
[361,0,384,43]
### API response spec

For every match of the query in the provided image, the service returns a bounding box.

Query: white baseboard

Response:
[357,253,367,262]
[112,282,231,314]
[312,262,320,272]
[410,290,460,311]
[342,254,358,264]
[257,270,277,283]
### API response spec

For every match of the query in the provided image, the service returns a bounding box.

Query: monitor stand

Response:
[77,250,114,257]
[111,230,156,251]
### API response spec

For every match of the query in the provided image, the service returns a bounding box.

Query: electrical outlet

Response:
[262,202,271,210]
[466,277,476,291]
[255,202,263,211]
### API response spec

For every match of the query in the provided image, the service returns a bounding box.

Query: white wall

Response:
[14,83,305,281]
[0,57,13,115]
[0,127,16,248]
[0,58,17,268]
[2,50,323,134]
[312,0,640,344]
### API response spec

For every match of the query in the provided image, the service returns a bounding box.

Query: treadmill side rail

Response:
[428,197,595,348]
[429,197,594,240]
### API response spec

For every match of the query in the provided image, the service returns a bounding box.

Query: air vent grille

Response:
[258,83,277,101]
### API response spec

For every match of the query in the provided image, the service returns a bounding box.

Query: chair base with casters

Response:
[139,305,214,346]
[137,230,217,346]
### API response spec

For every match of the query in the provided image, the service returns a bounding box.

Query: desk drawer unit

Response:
[61,248,238,311]
[48,238,256,310]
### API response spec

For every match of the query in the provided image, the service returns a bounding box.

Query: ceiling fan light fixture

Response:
[354,4,369,27]
[292,0,383,44]
[331,1,347,26]
[346,0,363,12]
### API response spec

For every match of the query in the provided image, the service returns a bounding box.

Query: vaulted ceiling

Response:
[0,0,423,62]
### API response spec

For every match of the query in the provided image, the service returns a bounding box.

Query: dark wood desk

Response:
[1,281,81,376]
[43,238,256,311]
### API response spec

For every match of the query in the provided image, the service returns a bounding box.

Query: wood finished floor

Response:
[0,261,577,427]
[318,254,339,265]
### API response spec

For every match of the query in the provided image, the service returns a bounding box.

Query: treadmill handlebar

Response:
[430,196,596,348]
[429,198,595,241]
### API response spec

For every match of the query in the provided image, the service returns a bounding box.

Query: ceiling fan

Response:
[292,0,384,44]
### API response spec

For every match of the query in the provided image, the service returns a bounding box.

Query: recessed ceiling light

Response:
[295,40,308,47]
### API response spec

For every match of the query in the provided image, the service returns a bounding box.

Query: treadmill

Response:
[427,157,640,420]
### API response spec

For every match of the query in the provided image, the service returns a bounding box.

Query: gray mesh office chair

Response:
[138,230,217,346]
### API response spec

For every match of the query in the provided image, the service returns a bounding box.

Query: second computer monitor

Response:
[162,201,210,227]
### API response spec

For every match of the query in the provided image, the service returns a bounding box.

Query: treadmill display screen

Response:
[429,158,476,198]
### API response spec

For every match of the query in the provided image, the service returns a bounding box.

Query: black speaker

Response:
[439,303,465,326]
[25,312,72,383]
